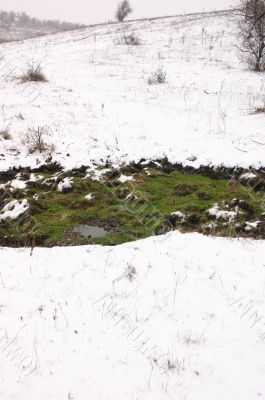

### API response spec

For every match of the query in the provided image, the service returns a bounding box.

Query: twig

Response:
[249,137,265,145]
[0,272,5,288]
[233,144,248,153]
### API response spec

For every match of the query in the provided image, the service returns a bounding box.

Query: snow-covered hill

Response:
[1,11,265,400]
[0,11,84,44]
[0,10,264,171]
[0,25,62,43]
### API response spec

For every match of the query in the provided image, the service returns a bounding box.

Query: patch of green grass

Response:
[136,169,264,215]
[0,167,264,247]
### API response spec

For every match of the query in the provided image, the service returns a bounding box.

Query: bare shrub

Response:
[0,129,12,140]
[237,0,265,71]
[254,106,265,112]
[22,126,55,154]
[21,62,47,83]
[252,94,265,112]
[114,32,141,45]
[115,0,132,22]
[126,264,136,281]
[148,67,167,85]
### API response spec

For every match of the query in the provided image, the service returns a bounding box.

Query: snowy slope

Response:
[0,10,264,171]
[0,232,265,399]
[0,26,61,43]
[1,12,265,400]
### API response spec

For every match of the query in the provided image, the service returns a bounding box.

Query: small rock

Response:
[187,155,197,162]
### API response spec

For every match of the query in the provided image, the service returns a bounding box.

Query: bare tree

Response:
[237,0,265,71]
[22,126,55,154]
[115,0,133,22]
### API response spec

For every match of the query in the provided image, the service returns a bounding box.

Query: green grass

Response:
[138,169,263,214]
[0,167,264,246]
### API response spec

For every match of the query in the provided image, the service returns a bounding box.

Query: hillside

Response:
[0,10,264,171]
[0,10,84,43]
[0,10,265,400]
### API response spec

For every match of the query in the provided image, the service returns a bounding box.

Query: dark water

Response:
[73,225,107,238]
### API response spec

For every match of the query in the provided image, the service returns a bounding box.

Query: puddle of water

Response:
[73,225,107,238]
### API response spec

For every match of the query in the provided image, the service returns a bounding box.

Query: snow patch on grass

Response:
[57,178,73,192]
[84,193,94,201]
[118,174,134,183]
[0,199,29,221]
[207,204,238,221]
[170,211,186,221]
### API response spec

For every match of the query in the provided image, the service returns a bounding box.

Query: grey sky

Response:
[1,0,233,24]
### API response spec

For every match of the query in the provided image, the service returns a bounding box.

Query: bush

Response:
[114,32,141,45]
[148,67,167,85]
[237,0,265,71]
[115,0,132,22]
[22,126,55,154]
[21,62,47,83]
[0,129,12,140]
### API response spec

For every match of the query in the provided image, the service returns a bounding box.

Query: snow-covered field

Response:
[0,26,59,43]
[1,232,265,399]
[0,10,264,171]
[1,10,265,400]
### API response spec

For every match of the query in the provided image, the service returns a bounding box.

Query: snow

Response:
[1,174,44,192]
[239,172,257,181]
[87,168,111,182]
[1,10,265,400]
[171,211,186,220]
[43,176,58,185]
[118,174,134,183]
[0,199,29,221]
[0,232,265,399]
[84,193,94,200]
[8,179,27,190]
[0,24,65,43]
[207,204,238,221]
[0,11,265,171]
[57,178,73,192]
[125,192,139,201]
[29,173,44,182]
[245,221,261,231]
[205,221,218,229]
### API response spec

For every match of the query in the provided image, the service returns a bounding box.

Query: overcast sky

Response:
[1,0,233,24]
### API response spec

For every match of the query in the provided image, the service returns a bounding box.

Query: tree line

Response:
[0,10,84,31]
